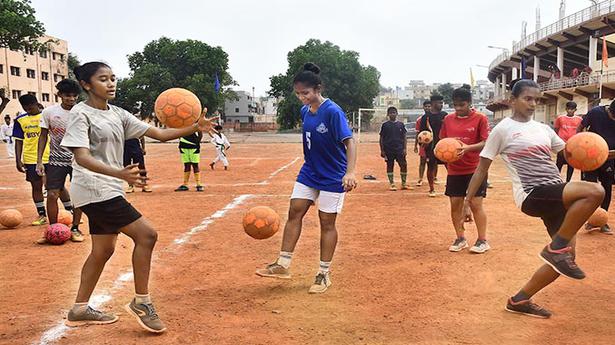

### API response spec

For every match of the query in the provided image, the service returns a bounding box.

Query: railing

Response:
[539,70,615,91]
[489,0,615,72]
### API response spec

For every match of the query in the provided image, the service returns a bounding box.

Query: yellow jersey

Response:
[13,113,50,164]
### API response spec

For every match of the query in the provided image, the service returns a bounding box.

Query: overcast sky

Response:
[31,0,594,96]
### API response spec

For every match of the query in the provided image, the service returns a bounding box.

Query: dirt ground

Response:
[1,133,614,345]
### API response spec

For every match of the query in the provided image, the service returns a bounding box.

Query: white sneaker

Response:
[448,238,468,252]
[469,240,491,254]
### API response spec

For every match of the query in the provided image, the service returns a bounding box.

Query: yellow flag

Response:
[470,67,476,87]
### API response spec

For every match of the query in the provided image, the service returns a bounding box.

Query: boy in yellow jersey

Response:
[13,94,50,225]
[175,131,204,192]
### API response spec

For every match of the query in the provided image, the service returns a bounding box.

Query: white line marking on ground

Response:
[231,156,300,187]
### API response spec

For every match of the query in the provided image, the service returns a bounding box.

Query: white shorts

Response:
[290,182,345,214]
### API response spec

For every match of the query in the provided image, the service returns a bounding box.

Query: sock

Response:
[72,302,88,313]
[35,202,46,216]
[511,291,530,303]
[276,251,293,269]
[550,234,570,250]
[135,293,152,305]
[183,172,190,185]
[319,261,331,275]
[195,172,201,186]
[63,201,73,212]
[387,172,394,184]
[401,172,407,185]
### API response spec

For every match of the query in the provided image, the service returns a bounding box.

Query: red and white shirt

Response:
[439,110,489,175]
[554,115,582,142]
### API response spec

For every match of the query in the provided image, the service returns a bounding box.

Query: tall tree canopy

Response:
[0,0,45,51]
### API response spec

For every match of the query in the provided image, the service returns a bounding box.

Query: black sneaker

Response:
[539,245,585,280]
[505,298,552,319]
[174,185,189,192]
[196,185,204,192]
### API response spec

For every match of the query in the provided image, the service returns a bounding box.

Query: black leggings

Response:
[582,161,614,211]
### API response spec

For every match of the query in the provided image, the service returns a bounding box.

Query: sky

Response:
[31,0,594,96]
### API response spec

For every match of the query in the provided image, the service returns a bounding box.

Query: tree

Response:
[67,52,80,80]
[113,37,236,118]
[0,0,46,51]
[400,99,418,109]
[434,83,455,106]
[269,39,381,129]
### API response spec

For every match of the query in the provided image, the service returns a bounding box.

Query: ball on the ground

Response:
[588,208,609,227]
[45,223,71,245]
[434,138,462,163]
[564,132,609,171]
[154,88,202,128]
[242,206,281,240]
[417,130,433,145]
[57,209,73,226]
[0,209,23,229]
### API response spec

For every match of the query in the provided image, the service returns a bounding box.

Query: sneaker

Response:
[209,162,215,170]
[585,223,601,233]
[196,185,204,192]
[142,184,152,193]
[31,216,47,226]
[35,236,47,245]
[428,190,436,198]
[71,228,85,242]
[600,224,613,235]
[487,182,494,189]
[401,184,411,190]
[469,240,491,254]
[66,306,119,327]
[224,166,228,171]
[255,262,291,279]
[308,272,332,294]
[174,185,189,192]
[125,185,135,193]
[389,184,397,191]
[125,299,167,333]
[539,245,585,279]
[449,238,469,252]
[416,180,423,187]
[505,298,552,319]
[434,177,441,185]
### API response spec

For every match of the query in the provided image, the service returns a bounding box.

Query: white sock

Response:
[319,261,331,274]
[276,251,293,269]
[72,302,88,313]
[135,294,151,305]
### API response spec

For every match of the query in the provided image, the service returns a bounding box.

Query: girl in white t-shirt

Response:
[465,79,613,318]
[61,62,217,333]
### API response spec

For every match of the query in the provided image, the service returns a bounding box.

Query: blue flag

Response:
[214,73,221,93]
[520,57,527,79]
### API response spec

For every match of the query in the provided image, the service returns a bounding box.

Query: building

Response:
[487,0,615,124]
[224,90,257,124]
[0,35,69,117]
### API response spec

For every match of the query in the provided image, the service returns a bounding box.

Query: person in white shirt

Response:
[1,114,14,158]
[209,125,230,170]
[465,79,612,319]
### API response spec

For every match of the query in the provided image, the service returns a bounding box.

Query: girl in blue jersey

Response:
[256,63,357,293]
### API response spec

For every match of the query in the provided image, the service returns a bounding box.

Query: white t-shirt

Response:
[0,123,13,143]
[480,117,565,208]
[61,102,150,207]
[40,104,73,166]
[211,133,230,152]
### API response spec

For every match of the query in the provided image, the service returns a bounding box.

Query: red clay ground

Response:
[1,134,615,345]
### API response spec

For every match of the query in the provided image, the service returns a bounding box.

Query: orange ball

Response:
[434,138,463,163]
[57,209,73,226]
[417,130,433,145]
[564,132,609,171]
[242,206,281,240]
[0,209,23,229]
[154,88,202,128]
[588,208,609,227]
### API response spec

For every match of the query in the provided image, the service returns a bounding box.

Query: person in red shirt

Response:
[553,101,582,182]
[414,101,438,186]
[439,86,490,253]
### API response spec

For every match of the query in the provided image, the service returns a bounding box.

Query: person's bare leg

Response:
[470,197,487,240]
[46,189,60,224]
[120,218,158,295]
[318,211,338,262]
[280,199,312,253]
[75,235,118,302]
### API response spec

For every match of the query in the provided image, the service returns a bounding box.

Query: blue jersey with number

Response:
[296,99,353,193]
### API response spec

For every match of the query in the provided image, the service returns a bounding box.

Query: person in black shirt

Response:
[379,107,408,190]
[123,109,151,193]
[578,101,615,234]
[175,131,204,192]
[418,94,447,197]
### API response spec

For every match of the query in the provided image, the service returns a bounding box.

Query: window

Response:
[54,95,58,102]
[10,66,20,76]
[42,93,50,102]
[0,64,3,74]
[28,91,36,97]
[11,90,21,99]
[25,47,34,55]
[53,74,64,82]
[40,50,47,58]
[235,107,239,113]
[26,69,35,78]
[41,72,49,80]
[52,52,65,61]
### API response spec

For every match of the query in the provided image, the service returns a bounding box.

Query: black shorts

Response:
[123,149,145,167]
[25,164,47,183]
[385,151,407,165]
[425,146,443,167]
[521,183,567,238]
[445,174,487,198]
[79,196,142,235]
[46,165,72,190]
[582,160,614,184]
